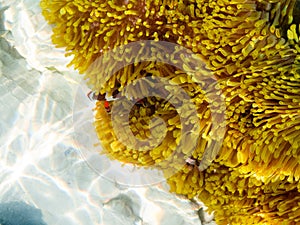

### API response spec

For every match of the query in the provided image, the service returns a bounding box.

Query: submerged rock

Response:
[0,201,47,225]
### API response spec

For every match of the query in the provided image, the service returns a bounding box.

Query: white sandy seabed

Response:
[0,0,216,224]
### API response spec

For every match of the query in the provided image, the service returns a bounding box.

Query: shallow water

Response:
[0,0,215,224]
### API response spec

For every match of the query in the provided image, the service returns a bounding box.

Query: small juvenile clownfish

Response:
[87,91,112,113]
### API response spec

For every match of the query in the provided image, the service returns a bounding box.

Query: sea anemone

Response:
[40,0,300,224]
